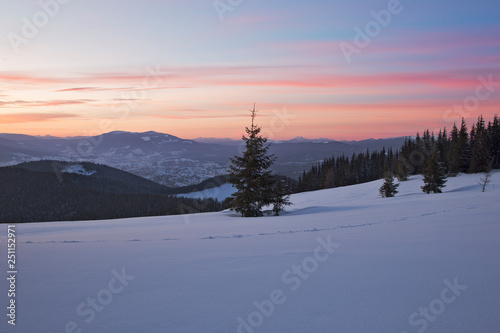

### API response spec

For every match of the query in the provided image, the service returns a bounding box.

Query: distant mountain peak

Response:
[103,130,188,142]
[139,130,168,136]
[107,130,129,135]
[280,136,337,144]
[289,136,309,142]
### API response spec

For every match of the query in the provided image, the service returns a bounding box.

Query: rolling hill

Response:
[0,161,223,222]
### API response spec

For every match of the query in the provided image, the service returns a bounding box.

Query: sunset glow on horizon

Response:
[1,0,499,140]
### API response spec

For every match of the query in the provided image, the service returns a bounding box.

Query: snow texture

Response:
[1,172,499,332]
[177,183,237,201]
[61,164,96,176]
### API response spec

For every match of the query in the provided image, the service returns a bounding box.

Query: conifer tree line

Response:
[293,115,500,193]
[399,115,499,176]
[294,147,398,192]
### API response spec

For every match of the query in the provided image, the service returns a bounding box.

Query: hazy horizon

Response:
[0,128,407,142]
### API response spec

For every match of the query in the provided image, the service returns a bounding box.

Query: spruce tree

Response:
[396,154,409,181]
[488,115,500,168]
[448,123,460,176]
[227,105,280,217]
[421,148,447,194]
[470,116,491,173]
[270,176,292,216]
[379,172,399,197]
[437,128,449,173]
[458,118,471,173]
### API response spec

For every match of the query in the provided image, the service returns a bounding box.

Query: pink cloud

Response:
[55,87,113,92]
[151,113,250,120]
[0,73,68,85]
[0,99,95,108]
[55,86,189,93]
[0,112,78,123]
[205,69,500,91]
[5,66,497,93]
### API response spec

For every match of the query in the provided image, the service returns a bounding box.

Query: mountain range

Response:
[0,131,405,187]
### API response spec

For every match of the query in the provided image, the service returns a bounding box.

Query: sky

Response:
[0,0,499,140]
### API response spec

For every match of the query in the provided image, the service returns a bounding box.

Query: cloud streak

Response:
[5,66,499,92]
[0,99,95,108]
[4,65,499,94]
[0,113,78,123]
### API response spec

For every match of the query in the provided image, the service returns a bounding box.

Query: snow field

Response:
[0,172,499,332]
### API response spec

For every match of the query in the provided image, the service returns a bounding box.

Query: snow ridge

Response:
[61,164,96,176]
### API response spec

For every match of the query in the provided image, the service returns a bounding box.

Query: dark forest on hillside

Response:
[295,115,499,192]
[0,162,223,223]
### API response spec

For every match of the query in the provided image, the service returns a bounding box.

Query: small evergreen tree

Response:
[227,105,287,217]
[479,158,493,192]
[421,148,447,194]
[270,177,292,216]
[379,172,399,197]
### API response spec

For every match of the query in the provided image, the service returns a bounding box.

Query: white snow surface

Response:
[61,164,96,176]
[177,183,236,201]
[1,173,500,332]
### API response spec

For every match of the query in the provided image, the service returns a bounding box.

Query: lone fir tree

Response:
[228,105,289,217]
[421,148,447,194]
[379,172,399,197]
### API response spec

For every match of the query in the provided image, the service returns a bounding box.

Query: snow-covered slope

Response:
[1,173,499,332]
